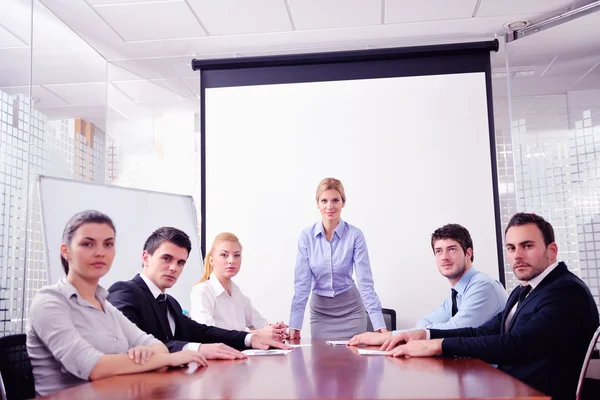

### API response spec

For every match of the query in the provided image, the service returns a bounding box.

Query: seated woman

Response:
[26,210,207,396]
[191,232,288,342]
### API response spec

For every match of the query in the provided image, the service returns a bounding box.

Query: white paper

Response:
[185,362,199,374]
[242,349,293,356]
[325,340,349,346]
[357,349,389,356]
[288,344,312,348]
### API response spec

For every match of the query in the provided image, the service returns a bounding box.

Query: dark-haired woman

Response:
[26,210,207,396]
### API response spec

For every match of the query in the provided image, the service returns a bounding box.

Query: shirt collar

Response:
[207,272,227,296]
[313,219,347,239]
[58,277,108,304]
[524,260,559,290]
[453,266,478,295]
[140,271,164,299]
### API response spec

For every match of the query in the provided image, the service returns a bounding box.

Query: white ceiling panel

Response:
[126,12,549,60]
[287,0,381,30]
[182,77,200,97]
[236,44,368,57]
[0,48,31,87]
[40,104,107,130]
[527,94,567,114]
[43,82,107,106]
[493,53,557,71]
[567,89,600,111]
[0,24,27,47]
[110,56,198,80]
[108,64,145,81]
[187,0,292,35]
[510,75,583,97]
[385,0,478,24]
[545,51,600,77]
[87,0,179,4]
[31,54,107,85]
[477,0,573,17]
[150,78,197,99]
[570,69,600,91]
[93,0,206,41]
[111,80,182,102]
[0,85,69,108]
[108,82,136,105]
[0,0,32,45]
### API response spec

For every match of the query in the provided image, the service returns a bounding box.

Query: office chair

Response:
[576,325,600,400]
[366,308,397,332]
[0,334,35,400]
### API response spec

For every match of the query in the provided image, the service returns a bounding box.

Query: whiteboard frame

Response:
[37,175,202,287]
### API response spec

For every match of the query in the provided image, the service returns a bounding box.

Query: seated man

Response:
[349,223,507,346]
[379,213,599,400]
[107,227,289,359]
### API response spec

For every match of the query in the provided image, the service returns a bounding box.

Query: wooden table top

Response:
[40,339,549,399]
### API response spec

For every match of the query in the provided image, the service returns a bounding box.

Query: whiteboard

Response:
[38,176,202,311]
[205,73,500,333]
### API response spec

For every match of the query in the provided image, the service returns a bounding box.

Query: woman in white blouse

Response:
[191,232,288,342]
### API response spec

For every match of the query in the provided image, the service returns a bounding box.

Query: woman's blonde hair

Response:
[315,177,346,204]
[198,232,242,283]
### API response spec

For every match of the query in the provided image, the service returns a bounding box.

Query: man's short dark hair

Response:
[505,213,555,246]
[143,226,192,256]
[431,224,474,262]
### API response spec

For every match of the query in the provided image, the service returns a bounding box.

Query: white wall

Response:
[204,72,499,334]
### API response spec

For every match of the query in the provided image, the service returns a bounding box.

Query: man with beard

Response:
[376,213,599,400]
[349,223,507,346]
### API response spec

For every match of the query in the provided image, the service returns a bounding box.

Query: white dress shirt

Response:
[427,261,561,340]
[190,273,269,332]
[504,261,559,329]
[139,273,201,351]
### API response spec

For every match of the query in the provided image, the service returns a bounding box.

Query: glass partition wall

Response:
[497,10,600,317]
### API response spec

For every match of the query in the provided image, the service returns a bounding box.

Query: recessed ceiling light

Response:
[504,20,530,30]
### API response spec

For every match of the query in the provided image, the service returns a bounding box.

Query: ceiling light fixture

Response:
[491,69,536,79]
[504,20,530,30]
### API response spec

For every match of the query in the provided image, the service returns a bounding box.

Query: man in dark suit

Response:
[379,213,599,400]
[107,227,289,360]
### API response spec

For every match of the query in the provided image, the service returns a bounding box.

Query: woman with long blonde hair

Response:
[190,232,288,342]
[288,178,386,340]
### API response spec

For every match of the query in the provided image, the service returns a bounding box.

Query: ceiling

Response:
[0,0,598,134]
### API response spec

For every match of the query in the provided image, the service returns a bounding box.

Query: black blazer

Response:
[107,274,248,352]
[430,262,599,400]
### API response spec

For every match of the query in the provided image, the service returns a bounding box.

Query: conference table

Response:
[40,339,549,400]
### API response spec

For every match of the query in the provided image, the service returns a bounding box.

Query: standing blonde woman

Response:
[191,232,288,342]
[288,178,386,340]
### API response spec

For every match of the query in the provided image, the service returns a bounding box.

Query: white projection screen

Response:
[195,41,503,334]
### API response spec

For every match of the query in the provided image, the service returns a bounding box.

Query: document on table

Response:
[326,340,349,346]
[357,349,390,356]
[242,349,293,356]
[288,344,312,348]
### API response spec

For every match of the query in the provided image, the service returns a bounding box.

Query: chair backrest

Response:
[366,308,397,332]
[577,325,600,400]
[0,334,35,400]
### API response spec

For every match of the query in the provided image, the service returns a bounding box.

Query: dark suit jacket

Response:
[430,262,599,400]
[107,274,248,352]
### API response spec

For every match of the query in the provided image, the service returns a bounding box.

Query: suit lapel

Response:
[507,263,568,331]
[133,274,172,340]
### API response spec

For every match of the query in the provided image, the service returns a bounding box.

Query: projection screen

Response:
[193,41,503,333]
